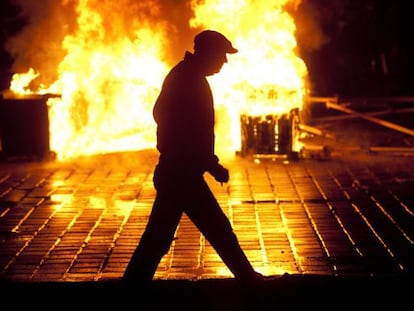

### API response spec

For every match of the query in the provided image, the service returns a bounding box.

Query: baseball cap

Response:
[194,30,238,54]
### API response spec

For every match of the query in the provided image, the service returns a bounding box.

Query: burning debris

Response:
[2,0,309,161]
[240,108,301,159]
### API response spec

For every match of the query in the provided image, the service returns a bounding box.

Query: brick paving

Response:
[1,149,414,284]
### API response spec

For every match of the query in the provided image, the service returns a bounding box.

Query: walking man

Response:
[123,30,263,285]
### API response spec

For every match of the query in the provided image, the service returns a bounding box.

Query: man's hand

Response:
[208,163,229,183]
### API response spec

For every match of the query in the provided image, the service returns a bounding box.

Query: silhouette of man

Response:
[123,30,263,284]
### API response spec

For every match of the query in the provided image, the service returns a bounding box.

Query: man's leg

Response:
[123,193,182,282]
[185,180,262,282]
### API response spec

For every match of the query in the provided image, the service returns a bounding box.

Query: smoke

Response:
[5,0,199,87]
[6,0,77,86]
[4,0,329,90]
[291,1,329,53]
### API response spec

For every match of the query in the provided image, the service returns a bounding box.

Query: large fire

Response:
[7,0,308,161]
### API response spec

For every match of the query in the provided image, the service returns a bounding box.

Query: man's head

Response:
[194,30,238,55]
[193,30,238,75]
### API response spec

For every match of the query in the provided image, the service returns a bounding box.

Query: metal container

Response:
[0,94,52,161]
[240,108,299,158]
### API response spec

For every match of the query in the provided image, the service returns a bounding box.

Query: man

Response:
[123,30,263,284]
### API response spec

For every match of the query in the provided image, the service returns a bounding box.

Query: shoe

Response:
[237,271,264,286]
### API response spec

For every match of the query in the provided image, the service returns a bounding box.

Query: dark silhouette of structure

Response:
[123,30,263,284]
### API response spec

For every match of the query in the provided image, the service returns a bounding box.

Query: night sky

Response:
[0,0,25,90]
[294,0,414,97]
[1,0,413,97]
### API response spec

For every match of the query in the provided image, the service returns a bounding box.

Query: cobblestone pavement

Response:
[1,149,414,284]
[1,150,413,309]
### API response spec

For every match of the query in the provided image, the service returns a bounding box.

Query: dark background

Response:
[294,0,414,97]
[1,0,413,98]
[0,0,25,91]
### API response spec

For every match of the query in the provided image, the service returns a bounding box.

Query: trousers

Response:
[122,163,258,282]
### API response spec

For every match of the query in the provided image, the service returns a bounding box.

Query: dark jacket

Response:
[153,51,218,174]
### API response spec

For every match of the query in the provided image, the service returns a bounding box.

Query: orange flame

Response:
[190,0,308,156]
[9,68,40,95]
[8,0,308,161]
